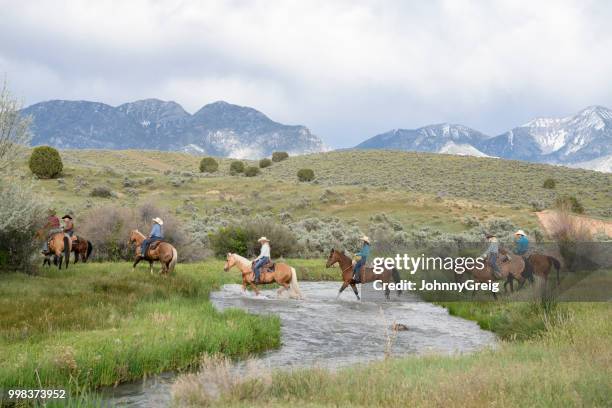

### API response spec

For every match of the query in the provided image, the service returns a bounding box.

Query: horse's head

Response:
[127,230,140,245]
[223,253,236,272]
[326,248,340,268]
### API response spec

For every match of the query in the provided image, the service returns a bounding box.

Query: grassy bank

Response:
[0,259,334,400]
[173,300,611,407]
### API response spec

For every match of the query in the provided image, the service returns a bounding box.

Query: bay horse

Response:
[128,230,178,275]
[223,253,302,299]
[525,254,561,285]
[72,236,93,263]
[325,248,402,300]
[44,233,71,270]
[461,249,525,299]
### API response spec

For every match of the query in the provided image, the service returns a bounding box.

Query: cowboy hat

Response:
[152,217,164,225]
[257,236,270,243]
[360,235,370,243]
[515,230,526,236]
[61,214,73,220]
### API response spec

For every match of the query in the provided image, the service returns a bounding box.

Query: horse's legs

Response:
[350,283,360,301]
[149,261,154,275]
[504,275,514,293]
[385,286,390,300]
[337,282,349,299]
[248,281,260,296]
[58,254,63,270]
[132,256,143,272]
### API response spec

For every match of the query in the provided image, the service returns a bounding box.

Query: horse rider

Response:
[481,233,502,279]
[42,209,62,254]
[62,214,75,241]
[352,235,370,283]
[512,229,533,280]
[141,217,164,259]
[253,237,271,284]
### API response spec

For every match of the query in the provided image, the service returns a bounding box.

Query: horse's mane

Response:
[230,253,251,266]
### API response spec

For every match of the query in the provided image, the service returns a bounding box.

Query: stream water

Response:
[105,282,496,406]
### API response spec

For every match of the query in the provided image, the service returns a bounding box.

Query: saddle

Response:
[251,260,276,273]
[149,241,163,250]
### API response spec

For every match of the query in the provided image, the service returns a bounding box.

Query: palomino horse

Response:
[72,236,93,263]
[44,233,71,270]
[325,248,402,300]
[461,249,525,299]
[128,230,178,275]
[223,253,302,299]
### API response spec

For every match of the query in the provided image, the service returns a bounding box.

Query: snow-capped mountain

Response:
[355,106,612,172]
[22,99,325,158]
[355,123,490,156]
[481,106,612,163]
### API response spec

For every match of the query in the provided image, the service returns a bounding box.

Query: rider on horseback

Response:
[141,217,164,260]
[481,233,502,279]
[42,209,62,254]
[512,229,533,281]
[352,235,370,283]
[62,214,75,239]
[253,237,270,284]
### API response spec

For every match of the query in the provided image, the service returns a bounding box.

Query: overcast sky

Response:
[1,0,611,147]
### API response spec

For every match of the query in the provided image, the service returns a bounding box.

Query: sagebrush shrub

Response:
[90,186,112,198]
[230,161,245,175]
[29,146,63,179]
[0,182,47,272]
[244,166,260,177]
[272,152,289,162]
[297,168,315,182]
[199,157,219,173]
[259,158,272,168]
[555,195,584,214]
[543,178,556,189]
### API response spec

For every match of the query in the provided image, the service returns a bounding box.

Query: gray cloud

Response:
[1,0,612,147]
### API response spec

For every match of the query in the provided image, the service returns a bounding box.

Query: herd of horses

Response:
[42,230,561,301]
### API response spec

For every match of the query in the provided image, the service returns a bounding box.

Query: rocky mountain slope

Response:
[22,99,325,159]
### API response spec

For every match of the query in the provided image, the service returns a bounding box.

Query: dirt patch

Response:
[536,210,612,237]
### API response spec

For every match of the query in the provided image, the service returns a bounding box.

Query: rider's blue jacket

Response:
[514,235,529,255]
[356,243,370,260]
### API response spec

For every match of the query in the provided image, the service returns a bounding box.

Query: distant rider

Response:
[62,214,75,240]
[253,237,270,284]
[513,229,533,281]
[140,217,164,259]
[481,233,501,279]
[353,235,370,283]
[42,209,62,254]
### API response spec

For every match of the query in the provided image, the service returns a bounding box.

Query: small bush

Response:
[555,195,584,214]
[230,161,245,175]
[272,151,289,162]
[244,166,260,177]
[543,178,556,189]
[297,168,315,182]
[209,225,250,257]
[28,146,63,179]
[259,158,272,168]
[90,186,113,198]
[209,220,299,258]
[199,157,219,173]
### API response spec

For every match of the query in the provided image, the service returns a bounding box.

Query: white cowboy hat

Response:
[152,217,164,225]
[361,235,370,243]
[515,230,526,236]
[257,236,269,243]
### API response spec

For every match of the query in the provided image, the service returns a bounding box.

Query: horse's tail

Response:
[63,236,70,268]
[86,241,93,261]
[392,267,402,296]
[289,267,303,299]
[548,256,561,285]
[168,247,178,274]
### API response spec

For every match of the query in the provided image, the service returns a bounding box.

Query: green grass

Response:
[0,262,282,396]
[173,302,612,407]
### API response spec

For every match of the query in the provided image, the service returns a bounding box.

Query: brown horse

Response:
[526,254,561,285]
[44,233,71,270]
[462,249,525,299]
[128,230,178,275]
[325,248,402,300]
[223,253,302,299]
[71,236,93,263]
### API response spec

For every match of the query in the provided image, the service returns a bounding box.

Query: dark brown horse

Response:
[128,230,178,275]
[72,237,93,263]
[326,248,401,300]
[43,233,71,270]
[526,254,561,285]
